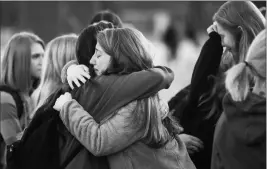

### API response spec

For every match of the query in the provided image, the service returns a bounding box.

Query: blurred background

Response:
[1,1,266,102]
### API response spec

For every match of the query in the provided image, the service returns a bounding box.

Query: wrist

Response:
[60,99,73,112]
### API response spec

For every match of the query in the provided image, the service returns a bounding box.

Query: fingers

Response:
[53,92,72,111]
[207,22,218,34]
[80,71,91,80]
[67,78,74,89]
[81,65,89,73]
[207,25,215,34]
[187,144,201,154]
[77,74,87,83]
[66,64,90,89]
[53,98,60,110]
[73,78,81,88]
[187,148,194,155]
[190,135,204,144]
[64,92,72,99]
[189,135,204,149]
[213,21,218,32]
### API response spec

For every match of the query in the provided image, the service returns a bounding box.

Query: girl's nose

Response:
[90,55,95,65]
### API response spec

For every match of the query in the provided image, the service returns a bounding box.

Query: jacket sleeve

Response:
[188,32,223,106]
[61,60,79,84]
[114,66,174,101]
[0,98,22,145]
[59,99,143,156]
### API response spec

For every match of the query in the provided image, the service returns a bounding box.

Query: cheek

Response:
[31,59,38,69]
[102,61,110,71]
[225,34,236,47]
[101,57,111,68]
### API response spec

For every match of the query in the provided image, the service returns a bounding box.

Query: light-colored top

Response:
[60,98,196,169]
[0,92,30,145]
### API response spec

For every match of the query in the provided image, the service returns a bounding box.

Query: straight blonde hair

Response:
[0,32,44,93]
[32,34,78,111]
[225,29,266,101]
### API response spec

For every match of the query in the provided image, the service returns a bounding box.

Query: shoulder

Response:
[0,92,18,119]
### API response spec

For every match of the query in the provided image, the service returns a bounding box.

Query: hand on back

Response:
[67,64,91,89]
[179,134,204,155]
[53,92,72,112]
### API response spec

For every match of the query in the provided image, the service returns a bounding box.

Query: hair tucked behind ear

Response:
[225,62,251,101]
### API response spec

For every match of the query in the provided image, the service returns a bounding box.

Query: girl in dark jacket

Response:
[211,29,266,169]
[169,2,265,169]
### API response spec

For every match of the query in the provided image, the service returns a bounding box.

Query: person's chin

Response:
[94,69,101,76]
[33,72,41,79]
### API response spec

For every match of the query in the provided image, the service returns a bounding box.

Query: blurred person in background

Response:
[153,13,201,102]
[168,1,265,169]
[90,9,123,28]
[31,33,78,119]
[0,28,17,60]
[162,21,180,61]
[0,32,44,169]
[211,29,266,169]
[160,21,201,102]
[54,27,196,169]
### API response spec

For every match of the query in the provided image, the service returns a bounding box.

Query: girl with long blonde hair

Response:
[31,34,77,116]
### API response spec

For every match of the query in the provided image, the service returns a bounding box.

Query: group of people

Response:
[0,1,266,169]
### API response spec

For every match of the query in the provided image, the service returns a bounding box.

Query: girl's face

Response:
[216,22,236,53]
[90,42,111,76]
[30,42,44,79]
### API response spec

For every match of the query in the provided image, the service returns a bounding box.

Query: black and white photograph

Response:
[0,1,266,169]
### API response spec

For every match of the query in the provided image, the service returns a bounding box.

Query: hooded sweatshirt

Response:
[211,92,266,169]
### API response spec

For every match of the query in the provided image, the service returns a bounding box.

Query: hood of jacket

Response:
[222,92,266,145]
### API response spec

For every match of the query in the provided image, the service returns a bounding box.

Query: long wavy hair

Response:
[32,34,78,112]
[200,1,266,119]
[225,29,266,101]
[97,27,181,148]
[213,1,265,67]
